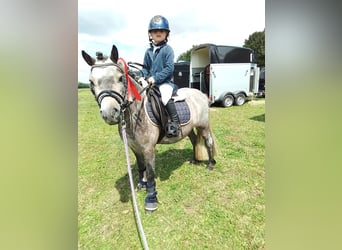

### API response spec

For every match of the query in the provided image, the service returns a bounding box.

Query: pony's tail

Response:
[195,127,218,161]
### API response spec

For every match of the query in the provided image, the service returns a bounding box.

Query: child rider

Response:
[139,15,180,137]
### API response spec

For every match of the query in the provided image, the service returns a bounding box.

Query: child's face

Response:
[150,30,168,44]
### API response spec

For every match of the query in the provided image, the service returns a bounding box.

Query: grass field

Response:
[78,89,265,249]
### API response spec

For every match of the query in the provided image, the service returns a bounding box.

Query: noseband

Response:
[90,63,128,108]
[96,89,125,108]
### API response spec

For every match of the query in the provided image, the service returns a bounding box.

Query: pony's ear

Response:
[110,45,119,63]
[82,50,95,66]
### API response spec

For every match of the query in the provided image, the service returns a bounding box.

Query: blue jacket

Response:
[142,42,177,90]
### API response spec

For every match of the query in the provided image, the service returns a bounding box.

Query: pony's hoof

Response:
[145,203,158,212]
[145,209,155,215]
[189,159,200,164]
[145,202,158,212]
[206,159,216,170]
[137,182,147,192]
[206,165,214,170]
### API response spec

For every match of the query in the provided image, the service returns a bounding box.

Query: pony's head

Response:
[82,45,126,125]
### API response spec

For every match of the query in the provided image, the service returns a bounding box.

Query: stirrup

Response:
[166,121,179,137]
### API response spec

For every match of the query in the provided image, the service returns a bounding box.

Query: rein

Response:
[91,59,150,249]
[120,117,150,250]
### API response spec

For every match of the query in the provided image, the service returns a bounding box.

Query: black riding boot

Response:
[165,99,180,137]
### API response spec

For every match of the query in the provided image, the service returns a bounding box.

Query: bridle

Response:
[89,59,148,120]
[90,62,128,109]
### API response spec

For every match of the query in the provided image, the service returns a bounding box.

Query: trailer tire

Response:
[234,93,246,106]
[222,94,234,107]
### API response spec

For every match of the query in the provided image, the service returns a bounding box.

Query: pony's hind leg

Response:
[204,129,216,170]
[196,127,216,170]
[188,129,200,164]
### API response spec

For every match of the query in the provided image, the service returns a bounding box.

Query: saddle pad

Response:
[146,100,191,126]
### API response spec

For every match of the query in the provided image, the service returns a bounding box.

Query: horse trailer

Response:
[173,61,190,89]
[189,44,260,107]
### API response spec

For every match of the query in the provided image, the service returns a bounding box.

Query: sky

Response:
[78,0,265,83]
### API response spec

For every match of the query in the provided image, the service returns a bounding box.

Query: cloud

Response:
[78,10,127,37]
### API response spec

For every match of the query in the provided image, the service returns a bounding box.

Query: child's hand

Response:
[138,77,148,87]
[147,77,155,86]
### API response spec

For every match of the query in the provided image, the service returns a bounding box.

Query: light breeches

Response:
[159,83,173,105]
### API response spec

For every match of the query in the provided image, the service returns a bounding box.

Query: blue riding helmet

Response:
[148,15,170,32]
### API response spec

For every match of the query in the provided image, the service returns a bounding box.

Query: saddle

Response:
[145,87,190,130]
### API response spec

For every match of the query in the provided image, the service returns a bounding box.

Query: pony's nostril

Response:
[112,109,118,118]
[100,110,107,120]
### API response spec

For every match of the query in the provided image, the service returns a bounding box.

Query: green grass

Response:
[78,89,265,249]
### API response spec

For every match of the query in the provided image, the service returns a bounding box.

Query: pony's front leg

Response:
[133,152,147,191]
[144,149,158,212]
[134,150,158,211]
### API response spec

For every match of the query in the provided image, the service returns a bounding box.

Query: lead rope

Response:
[120,113,149,250]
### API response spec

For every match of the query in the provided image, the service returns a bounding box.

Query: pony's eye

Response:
[89,81,95,95]
[119,76,123,82]
[89,80,95,88]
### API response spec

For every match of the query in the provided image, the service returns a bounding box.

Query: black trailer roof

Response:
[191,43,256,63]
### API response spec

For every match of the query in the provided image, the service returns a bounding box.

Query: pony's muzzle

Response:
[100,109,120,125]
[99,98,121,125]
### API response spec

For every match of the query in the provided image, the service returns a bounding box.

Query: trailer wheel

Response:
[234,93,246,106]
[222,94,234,107]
